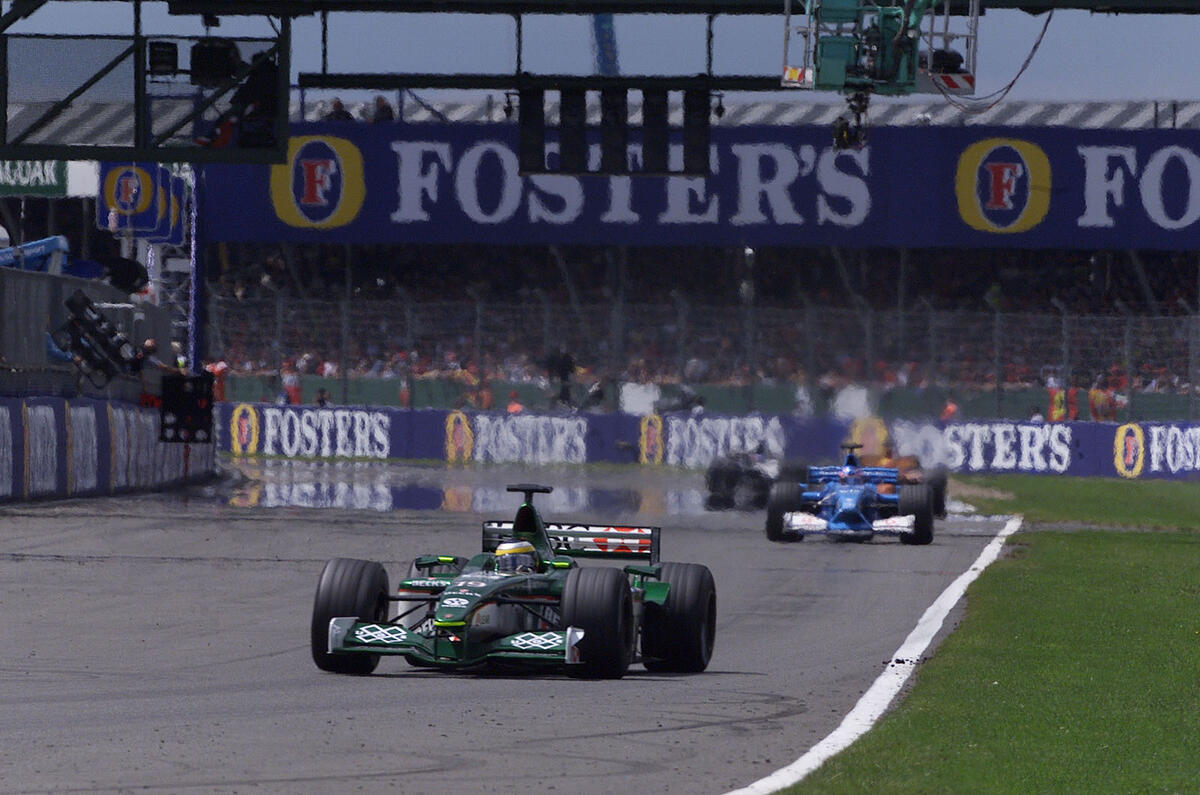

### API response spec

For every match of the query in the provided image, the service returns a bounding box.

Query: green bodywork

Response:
[326,485,668,670]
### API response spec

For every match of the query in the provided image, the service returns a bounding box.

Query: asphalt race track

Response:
[0,461,1008,794]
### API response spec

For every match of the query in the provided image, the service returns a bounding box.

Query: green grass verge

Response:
[787,477,1200,793]
[955,474,1200,528]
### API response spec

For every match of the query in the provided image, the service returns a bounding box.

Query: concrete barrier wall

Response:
[216,402,1200,482]
[0,397,216,503]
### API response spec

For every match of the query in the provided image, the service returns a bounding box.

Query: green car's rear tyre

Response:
[561,567,634,679]
[642,562,717,673]
[311,557,390,675]
[898,483,935,546]
[766,481,804,542]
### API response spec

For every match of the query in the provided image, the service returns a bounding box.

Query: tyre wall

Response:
[215,403,1200,482]
[0,397,217,503]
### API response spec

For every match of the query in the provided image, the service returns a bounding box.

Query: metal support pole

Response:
[1123,319,1134,420]
[0,34,7,145]
[470,289,483,370]
[992,310,1002,419]
[671,289,689,381]
[340,298,350,405]
[321,11,328,73]
[398,287,414,350]
[270,293,280,405]
[133,0,147,150]
[802,298,815,385]
[741,246,755,409]
[897,248,908,356]
[1190,314,1199,422]
[534,288,551,353]
[342,243,352,404]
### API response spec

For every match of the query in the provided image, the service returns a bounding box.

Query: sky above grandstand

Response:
[9,4,1200,105]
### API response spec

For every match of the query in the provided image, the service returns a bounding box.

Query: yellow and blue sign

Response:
[1112,422,1145,479]
[96,162,163,232]
[268,135,365,229]
[954,138,1052,234]
[229,403,261,456]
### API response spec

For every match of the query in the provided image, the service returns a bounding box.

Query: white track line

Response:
[726,515,1024,795]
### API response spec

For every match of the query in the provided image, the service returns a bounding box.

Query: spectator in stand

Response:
[475,377,494,410]
[324,97,355,121]
[205,357,229,402]
[793,369,814,417]
[940,393,959,422]
[370,95,396,123]
[1028,405,1044,423]
[280,359,301,404]
[315,388,331,407]
[545,346,575,409]
[506,391,524,414]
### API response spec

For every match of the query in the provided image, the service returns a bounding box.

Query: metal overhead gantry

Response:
[0,0,1196,165]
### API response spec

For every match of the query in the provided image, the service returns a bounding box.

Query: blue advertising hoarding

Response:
[214,402,1200,483]
[197,123,1200,250]
[148,174,188,246]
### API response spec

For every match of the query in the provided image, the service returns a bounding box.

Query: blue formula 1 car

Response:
[764,444,934,544]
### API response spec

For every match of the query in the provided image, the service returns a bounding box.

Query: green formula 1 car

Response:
[311,484,716,679]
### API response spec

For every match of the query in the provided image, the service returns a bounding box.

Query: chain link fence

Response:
[209,294,1200,420]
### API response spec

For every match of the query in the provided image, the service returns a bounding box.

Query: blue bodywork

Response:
[797,464,902,539]
[766,446,934,544]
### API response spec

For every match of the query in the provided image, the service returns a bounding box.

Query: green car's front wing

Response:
[328,618,587,669]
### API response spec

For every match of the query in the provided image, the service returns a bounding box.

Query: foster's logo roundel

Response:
[229,404,260,456]
[1112,422,1144,479]
[103,165,155,217]
[955,138,1052,234]
[269,136,365,229]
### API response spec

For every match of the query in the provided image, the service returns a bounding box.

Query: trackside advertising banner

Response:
[891,419,1200,480]
[0,398,216,503]
[216,403,1200,481]
[199,123,1200,250]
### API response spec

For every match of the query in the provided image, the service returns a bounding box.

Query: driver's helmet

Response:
[838,465,857,483]
[494,539,540,574]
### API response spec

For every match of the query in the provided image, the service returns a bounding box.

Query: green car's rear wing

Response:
[483,521,660,564]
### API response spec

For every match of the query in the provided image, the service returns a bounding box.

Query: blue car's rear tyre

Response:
[898,483,935,545]
[766,481,804,542]
[927,466,949,518]
[311,558,390,675]
[642,562,717,673]
[561,567,634,679]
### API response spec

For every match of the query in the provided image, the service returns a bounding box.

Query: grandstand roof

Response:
[5,97,1199,148]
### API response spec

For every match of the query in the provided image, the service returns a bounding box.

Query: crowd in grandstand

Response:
[205,242,1200,407]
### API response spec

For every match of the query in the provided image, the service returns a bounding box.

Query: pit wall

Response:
[0,398,217,503]
[216,403,1200,482]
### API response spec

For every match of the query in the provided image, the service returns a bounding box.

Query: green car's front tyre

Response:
[561,567,635,679]
[642,562,717,673]
[311,558,390,675]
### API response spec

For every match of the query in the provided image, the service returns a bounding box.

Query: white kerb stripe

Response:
[726,514,1024,795]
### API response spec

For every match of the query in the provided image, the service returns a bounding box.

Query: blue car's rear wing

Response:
[483,521,660,563]
[808,466,899,485]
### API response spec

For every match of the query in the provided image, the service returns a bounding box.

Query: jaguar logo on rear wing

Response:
[483,521,660,563]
